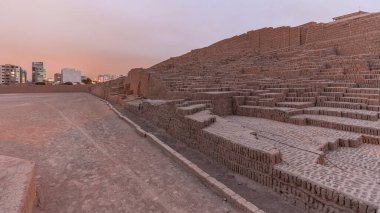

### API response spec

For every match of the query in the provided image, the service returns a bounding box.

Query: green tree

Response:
[82,78,93,84]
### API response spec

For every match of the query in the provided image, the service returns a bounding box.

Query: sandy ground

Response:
[0,93,238,213]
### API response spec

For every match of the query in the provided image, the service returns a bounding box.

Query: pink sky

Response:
[0,0,378,79]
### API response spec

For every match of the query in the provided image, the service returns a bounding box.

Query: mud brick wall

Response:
[307,31,380,55]
[128,68,170,98]
[271,166,378,213]
[247,30,260,49]
[306,14,380,44]
[90,84,107,99]
[91,69,173,99]
[125,100,379,213]
[198,131,279,188]
[235,106,301,122]
[205,24,306,54]
[232,96,245,114]
[125,100,281,187]
[254,27,303,52]
[190,91,239,116]
[290,27,302,46]
[90,81,114,100]
[305,14,380,55]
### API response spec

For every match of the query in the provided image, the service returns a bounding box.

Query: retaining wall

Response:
[0,85,90,94]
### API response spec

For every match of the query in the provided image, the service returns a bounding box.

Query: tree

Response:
[82,78,93,84]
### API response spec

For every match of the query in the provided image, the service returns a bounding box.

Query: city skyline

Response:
[0,62,119,84]
[1,0,379,79]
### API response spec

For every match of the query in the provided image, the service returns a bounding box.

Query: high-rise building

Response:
[0,64,27,84]
[54,73,62,82]
[61,68,81,83]
[32,62,46,83]
[20,69,27,83]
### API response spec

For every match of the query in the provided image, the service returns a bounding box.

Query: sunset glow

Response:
[0,0,377,79]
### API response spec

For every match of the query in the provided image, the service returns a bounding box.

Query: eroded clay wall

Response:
[128,68,172,98]
[200,13,380,57]
[306,13,380,44]
[208,26,304,53]
[90,84,107,99]
[307,30,380,55]
[305,13,380,55]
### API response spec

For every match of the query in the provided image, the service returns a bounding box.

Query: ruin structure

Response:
[91,11,380,213]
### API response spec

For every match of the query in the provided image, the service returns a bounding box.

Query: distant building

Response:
[54,73,62,82]
[81,76,87,82]
[61,68,81,83]
[20,69,27,83]
[47,78,54,83]
[98,74,117,83]
[32,62,46,83]
[0,64,27,84]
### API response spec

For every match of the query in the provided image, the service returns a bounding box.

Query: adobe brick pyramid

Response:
[92,11,380,213]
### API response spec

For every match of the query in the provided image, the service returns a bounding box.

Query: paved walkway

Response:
[0,93,238,213]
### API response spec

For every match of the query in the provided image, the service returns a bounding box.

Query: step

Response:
[347,88,380,94]
[303,107,379,121]
[285,97,316,102]
[192,88,222,93]
[288,87,314,93]
[339,97,379,105]
[258,93,285,99]
[237,105,303,121]
[286,92,297,97]
[109,92,122,96]
[319,92,344,98]
[176,104,208,116]
[257,98,276,107]
[328,82,357,88]
[302,92,319,97]
[245,96,260,102]
[286,92,319,97]
[318,101,365,110]
[290,114,380,136]
[276,102,315,109]
[368,105,380,111]
[267,88,289,94]
[177,100,212,107]
[237,91,251,96]
[343,93,380,99]
[246,101,258,106]
[185,110,216,128]
[364,74,380,79]
[252,90,271,95]
[110,86,124,90]
[324,87,348,93]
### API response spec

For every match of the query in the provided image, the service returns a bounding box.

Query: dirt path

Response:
[0,93,238,213]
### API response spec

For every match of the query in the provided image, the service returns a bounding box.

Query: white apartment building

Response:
[0,64,27,84]
[61,68,81,83]
[98,74,118,83]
